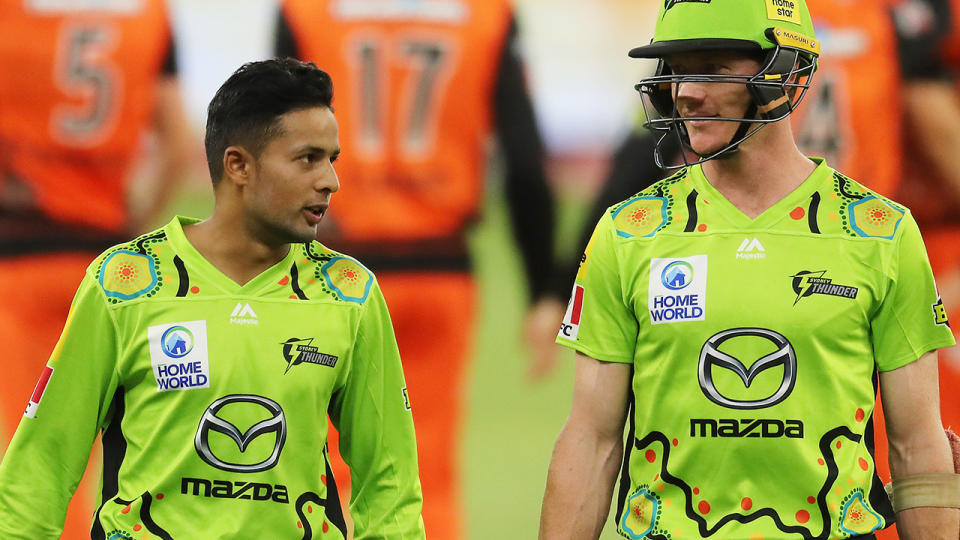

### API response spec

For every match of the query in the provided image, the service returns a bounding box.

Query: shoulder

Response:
[604,168,693,238]
[818,169,912,240]
[298,241,378,305]
[88,228,171,304]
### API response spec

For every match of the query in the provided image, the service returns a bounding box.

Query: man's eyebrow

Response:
[294,144,334,154]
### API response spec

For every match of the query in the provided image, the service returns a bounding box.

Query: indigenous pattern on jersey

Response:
[793,0,902,197]
[557,160,955,540]
[0,217,425,539]
[0,0,174,232]
[279,0,511,242]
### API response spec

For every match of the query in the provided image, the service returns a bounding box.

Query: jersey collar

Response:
[164,216,302,295]
[687,157,832,229]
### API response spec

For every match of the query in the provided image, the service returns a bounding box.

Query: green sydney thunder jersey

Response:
[556,159,955,540]
[0,217,425,539]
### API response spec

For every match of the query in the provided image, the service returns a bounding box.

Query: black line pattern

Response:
[808,192,822,234]
[631,426,862,539]
[290,262,308,300]
[683,189,699,232]
[173,256,189,297]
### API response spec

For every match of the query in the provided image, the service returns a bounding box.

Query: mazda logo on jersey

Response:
[698,328,797,410]
[194,394,286,473]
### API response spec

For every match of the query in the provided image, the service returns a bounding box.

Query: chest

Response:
[111,298,358,407]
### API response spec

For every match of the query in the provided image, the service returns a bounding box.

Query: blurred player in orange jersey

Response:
[895,0,960,493]
[793,5,917,537]
[0,0,194,536]
[794,0,905,198]
[275,0,556,537]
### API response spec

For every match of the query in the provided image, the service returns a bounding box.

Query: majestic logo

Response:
[661,261,693,290]
[181,477,290,504]
[649,256,707,324]
[195,395,286,473]
[736,238,766,260]
[698,328,797,410]
[230,302,258,326]
[402,387,412,410]
[161,325,194,358]
[664,0,710,14]
[790,270,858,306]
[933,298,950,327]
[281,338,338,374]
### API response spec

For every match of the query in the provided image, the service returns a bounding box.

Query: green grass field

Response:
[462,187,623,539]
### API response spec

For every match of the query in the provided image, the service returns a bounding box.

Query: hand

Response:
[524,296,568,381]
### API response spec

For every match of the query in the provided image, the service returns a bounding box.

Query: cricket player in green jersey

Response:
[540,1,960,539]
[0,58,425,539]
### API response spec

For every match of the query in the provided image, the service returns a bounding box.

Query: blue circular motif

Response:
[661,261,693,290]
[161,325,194,359]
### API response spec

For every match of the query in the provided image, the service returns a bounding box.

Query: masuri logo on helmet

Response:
[631,0,820,168]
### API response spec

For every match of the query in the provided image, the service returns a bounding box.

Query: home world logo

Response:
[648,255,707,324]
[148,320,210,392]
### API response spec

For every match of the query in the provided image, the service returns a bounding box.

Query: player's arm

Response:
[329,281,425,540]
[494,14,555,302]
[273,3,300,59]
[541,212,637,538]
[539,352,631,539]
[0,271,120,538]
[880,350,960,539]
[128,34,197,232]
[527,126,672,379]
[896,0,960,198]
[871,211,959,537]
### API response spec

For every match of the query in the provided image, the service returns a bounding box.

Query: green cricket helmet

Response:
[631,0,821,168]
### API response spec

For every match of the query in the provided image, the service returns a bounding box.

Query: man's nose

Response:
[315,164,339,193]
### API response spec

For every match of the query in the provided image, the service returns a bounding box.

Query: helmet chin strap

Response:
[692,103,759,160]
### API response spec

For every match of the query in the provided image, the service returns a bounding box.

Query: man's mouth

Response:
[304,204,328,224]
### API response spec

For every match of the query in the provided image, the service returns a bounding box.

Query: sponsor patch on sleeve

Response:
[933,297,950,327]
[148,320,210,392]
[558,284,585,340]
[24,365,54,418]
[648,255,707,324]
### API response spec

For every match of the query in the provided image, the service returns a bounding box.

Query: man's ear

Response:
[222,145,256,187]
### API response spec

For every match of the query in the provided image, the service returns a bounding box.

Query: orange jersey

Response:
[793,0,903,197]
[280,0,513,242]
[0,0,174,233]
[896,0,960,226]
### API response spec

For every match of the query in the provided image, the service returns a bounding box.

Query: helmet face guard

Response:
[628,0,821,169]
[636,33,818,169]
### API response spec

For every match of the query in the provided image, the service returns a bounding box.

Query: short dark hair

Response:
[204,58,334,183]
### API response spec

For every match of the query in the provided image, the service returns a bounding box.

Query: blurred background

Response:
[2,0,959,538]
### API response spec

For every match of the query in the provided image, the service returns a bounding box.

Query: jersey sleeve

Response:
[328,281,425,539]
[273,4,300,59]
[871,212,956,371]
[555,212,637,363]
[494,14,556,301]
[0,271,121,538]
[892,0,953,80]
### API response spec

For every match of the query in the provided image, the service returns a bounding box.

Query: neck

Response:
[700,123,816,219]
[183,199,291,286]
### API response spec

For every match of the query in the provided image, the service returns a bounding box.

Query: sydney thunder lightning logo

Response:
[280,338,339,374]
[790,270,858,306]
